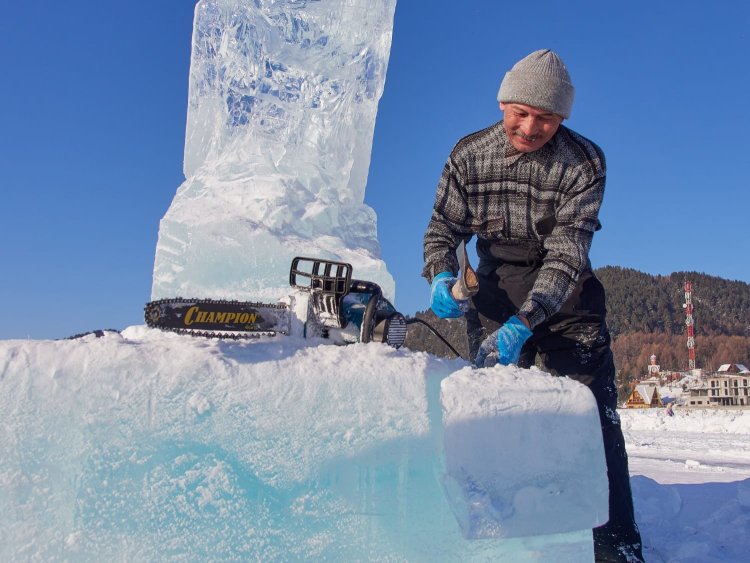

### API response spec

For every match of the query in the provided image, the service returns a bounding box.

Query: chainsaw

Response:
[144,257,410,348]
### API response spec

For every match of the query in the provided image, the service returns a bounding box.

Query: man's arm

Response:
[422,156,474,282]
[518,169,606,328]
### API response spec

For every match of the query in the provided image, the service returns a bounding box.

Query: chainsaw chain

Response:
[151,325,278,340]
[144,297,288,340]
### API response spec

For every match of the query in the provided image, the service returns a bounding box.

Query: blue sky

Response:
[1,1,748,339]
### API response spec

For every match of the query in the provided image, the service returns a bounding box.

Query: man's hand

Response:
[474,315,533,368]
[430,272,465,318]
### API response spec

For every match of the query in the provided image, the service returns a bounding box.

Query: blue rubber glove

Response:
[474,315,533,368]
[430,271,464,319]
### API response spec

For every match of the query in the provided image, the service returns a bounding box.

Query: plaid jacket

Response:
[423,121,606,328]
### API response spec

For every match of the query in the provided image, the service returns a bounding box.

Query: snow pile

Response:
[152,0,397,303]
[621,407,750,435]
[0,329,605,561]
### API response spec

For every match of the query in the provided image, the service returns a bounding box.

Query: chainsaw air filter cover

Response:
[371,311,407,348]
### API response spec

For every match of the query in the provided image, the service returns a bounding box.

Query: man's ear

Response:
[499,102,506,111]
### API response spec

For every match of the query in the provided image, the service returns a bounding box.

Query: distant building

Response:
[717,363,750,375]
[662,371,683,383]
[647,354,660,378]
[685,371,750,407]
[625,385,663,409]
[637,355,681,387]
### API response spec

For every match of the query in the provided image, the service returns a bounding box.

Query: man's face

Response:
[500,102,564,153]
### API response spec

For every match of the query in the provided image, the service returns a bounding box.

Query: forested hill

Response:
[595,266,750,337]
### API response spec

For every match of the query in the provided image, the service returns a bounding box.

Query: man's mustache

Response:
[515,132,538,142]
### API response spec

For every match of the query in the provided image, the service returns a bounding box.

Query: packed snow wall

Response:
[152,0,397,303]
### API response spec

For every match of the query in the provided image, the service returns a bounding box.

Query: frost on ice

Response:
[152,0,397,303]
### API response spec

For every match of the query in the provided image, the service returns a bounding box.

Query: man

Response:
[423,49,643,562]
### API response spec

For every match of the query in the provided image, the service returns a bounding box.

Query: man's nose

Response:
[520,117,538,135]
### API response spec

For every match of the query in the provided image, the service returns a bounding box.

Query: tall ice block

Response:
[152,0,397,302]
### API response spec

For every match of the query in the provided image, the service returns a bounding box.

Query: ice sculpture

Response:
[152,0,397,303]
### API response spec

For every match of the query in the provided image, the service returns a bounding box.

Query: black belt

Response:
[476,239,545,270]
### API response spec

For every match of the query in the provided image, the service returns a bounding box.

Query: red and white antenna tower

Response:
[683,280,696,370]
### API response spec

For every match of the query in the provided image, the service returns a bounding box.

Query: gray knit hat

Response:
[497,49,575,118]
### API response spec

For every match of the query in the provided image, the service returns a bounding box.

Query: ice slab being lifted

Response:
[442,367,609,539]
[151,0,397,303]
[0,331,606,561]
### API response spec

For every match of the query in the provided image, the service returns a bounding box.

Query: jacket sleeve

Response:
[422,155,474,283]
[518,163,606,328]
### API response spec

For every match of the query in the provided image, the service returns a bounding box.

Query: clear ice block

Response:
[152,0,397,303]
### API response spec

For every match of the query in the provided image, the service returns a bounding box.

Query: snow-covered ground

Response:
[621,408,750,562]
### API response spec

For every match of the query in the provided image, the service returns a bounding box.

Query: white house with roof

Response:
[717,363,750,374]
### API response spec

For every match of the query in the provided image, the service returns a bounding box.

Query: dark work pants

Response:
[467,247,644,562]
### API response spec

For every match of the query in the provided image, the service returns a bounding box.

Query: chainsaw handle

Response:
[348,279,381,296]
[348,280,382,344]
